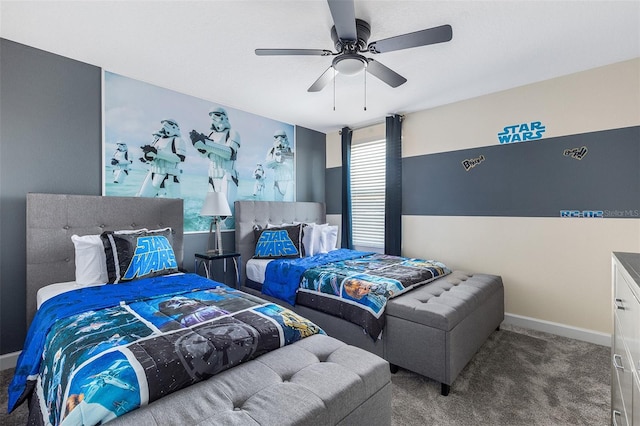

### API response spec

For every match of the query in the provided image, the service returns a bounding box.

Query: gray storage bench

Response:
[384,271,505,395]
[110,334,392,426]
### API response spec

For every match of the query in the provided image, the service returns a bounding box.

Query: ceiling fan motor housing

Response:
[331,18,371,53]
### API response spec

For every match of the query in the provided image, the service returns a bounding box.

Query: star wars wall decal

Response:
[497,121,546,144]
[563,146,588,160]
[462,155,486,171]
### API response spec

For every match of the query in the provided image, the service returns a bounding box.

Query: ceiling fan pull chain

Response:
[333,68,336,111]
[364,69,367,111]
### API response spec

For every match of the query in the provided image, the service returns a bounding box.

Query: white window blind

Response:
[350,139,385,249]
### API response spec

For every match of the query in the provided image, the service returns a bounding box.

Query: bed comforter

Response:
[263,249,450,339]
[8,273,323,425]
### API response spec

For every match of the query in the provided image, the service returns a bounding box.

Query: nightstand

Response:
[194,251,241,289]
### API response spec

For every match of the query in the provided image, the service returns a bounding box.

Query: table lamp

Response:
[200,191,232,254]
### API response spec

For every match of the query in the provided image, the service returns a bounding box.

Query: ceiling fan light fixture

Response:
[332,54,367,75]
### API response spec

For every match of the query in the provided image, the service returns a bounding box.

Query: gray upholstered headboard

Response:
[26,193,184,326]
[234,201,326,285]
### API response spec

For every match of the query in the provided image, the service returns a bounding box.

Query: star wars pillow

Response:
[253,224,303,259]
[100,227,179,283]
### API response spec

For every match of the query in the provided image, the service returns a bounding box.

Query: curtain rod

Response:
[338,115,404,134]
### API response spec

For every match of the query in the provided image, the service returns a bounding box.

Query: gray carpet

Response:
[1,325,610,425]
[390,325,610,425]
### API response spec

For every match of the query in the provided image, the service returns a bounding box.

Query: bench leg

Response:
[389,364,399,374]
[441,383,450,396]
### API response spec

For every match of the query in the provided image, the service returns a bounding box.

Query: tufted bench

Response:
[384,271,504,395]
[110,334,392,426]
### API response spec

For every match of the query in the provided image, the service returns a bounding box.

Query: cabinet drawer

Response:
[614,314,633,424]
[634,373,639,426]
[612,367,628,426]
[614,266,640,374]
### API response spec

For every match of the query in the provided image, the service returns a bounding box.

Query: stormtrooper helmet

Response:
[116,142,128,151]
[209,107,231,132]
[273,129,289,148]
[159,118,181,137]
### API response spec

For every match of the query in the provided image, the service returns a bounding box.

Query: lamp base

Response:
[206,217,224,255]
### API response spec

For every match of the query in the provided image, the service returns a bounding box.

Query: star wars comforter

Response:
[8,273,323,426]
[263,249,450,339]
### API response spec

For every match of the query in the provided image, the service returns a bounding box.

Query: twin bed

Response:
[235,200,505,396]
[11,194,392,426]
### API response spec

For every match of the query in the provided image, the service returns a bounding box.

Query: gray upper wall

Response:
[1,39,102,354]
[0,39,326,354]
[326,126,640,218]
[401,127,639,218]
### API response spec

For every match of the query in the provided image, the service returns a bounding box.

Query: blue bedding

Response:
[8,273,324,425]
[262,249,373,305]
[262,249,450,339]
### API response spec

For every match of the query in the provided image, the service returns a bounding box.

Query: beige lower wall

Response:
[403,216,640,334]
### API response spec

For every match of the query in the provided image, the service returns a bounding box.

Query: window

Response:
[350,139,385,250]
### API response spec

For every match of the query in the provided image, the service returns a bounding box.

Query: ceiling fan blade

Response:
[368,24,453,54]
[327,0,357,41]
[255,49,333,56]
[366,59,407,88]
[308,66,336,92]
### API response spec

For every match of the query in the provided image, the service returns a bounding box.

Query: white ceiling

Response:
[1,0,639,134]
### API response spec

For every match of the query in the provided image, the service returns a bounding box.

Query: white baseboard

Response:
[0,350,20,371]
[503,313,611,347]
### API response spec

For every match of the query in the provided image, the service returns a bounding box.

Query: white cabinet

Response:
[634,377,640,426]
[612,252,640,426]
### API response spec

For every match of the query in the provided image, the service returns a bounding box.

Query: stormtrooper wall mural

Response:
[103,71,295,232]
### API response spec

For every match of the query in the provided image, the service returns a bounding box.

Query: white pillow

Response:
[313,224,328,254]
[317,224,339,254]
[70,228,150,286]
[71,234,108,285]
[326,225,339,252]
[302,223,320,257]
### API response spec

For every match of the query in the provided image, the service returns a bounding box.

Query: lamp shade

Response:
[200,192,232,217]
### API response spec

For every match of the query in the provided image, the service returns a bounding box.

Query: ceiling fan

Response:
[255,0,453,93]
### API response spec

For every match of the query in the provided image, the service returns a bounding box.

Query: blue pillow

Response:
[101,228,179,283]
[253,224,302,259]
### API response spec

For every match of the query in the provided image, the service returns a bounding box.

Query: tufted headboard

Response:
[26,193,184,326]
[234,201,326,285]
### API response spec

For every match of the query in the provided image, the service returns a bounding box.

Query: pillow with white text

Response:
[253,224,303,259]
[100,227,178,283]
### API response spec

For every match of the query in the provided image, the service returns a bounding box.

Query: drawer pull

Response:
[614,298,625,310]
[613,354,624,370]
[612,410,622,426]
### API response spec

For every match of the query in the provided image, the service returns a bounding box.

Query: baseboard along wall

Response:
[503,312,611,347]
[0,351,20,371]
